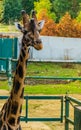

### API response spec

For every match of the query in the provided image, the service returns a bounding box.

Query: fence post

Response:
[61,96,64,123]
[25,96,28,123]
[65,95,69,130]
[74,106,81,130]
[6,58,12,87]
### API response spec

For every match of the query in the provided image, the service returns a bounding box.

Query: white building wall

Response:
[18,36,81,61]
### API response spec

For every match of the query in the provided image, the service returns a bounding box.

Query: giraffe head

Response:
[15,10,45,50]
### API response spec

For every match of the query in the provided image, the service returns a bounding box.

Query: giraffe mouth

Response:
[32,39,43,50]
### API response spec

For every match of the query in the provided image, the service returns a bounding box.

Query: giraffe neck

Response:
[11,38,29,99]
[0,36,30,129]
[8,37,29,127]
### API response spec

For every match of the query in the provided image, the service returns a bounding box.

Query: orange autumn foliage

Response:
[38,11,81,38]
[38,9,57,36]
[57,12,81,38]
[38,9,49,22]
[56,12,73,37]
[40,19,57,36]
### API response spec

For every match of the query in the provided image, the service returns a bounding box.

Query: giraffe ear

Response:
[38,20,45,30]
[15,22,28,34]
[15,22,23,31]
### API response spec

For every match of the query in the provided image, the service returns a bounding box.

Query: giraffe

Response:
[0,10,44,130]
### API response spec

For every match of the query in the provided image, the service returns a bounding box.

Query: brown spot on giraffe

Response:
[14,80,21,94]
[11,101,18,115]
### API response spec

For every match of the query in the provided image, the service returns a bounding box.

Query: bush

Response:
[40,12,81,38]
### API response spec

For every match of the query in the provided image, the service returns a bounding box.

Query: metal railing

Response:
[65,95,81,130]
[0,95,64,123]
[1,58,81,78]
[1,95,81,130]
[1,58,81,86]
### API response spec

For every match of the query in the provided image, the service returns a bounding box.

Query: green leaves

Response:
[0,0,81,26]
[34,0,56,21]
[52,0,81,22]
[21,0,35,15]
[76,11,81,23]
[3,0,22,24]
[0,1,4,22]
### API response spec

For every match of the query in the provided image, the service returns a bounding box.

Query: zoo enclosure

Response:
[1,58,81,84]
[0,95,63,123]
[0,95,81,130]
[0,36,81,130]
[0,58,81,130]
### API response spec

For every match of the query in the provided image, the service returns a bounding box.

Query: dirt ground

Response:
[0,90,81,130]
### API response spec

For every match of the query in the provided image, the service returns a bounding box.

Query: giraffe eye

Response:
[23,30,28,35]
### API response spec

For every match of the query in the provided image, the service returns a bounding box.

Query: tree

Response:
[52,0,81,22]
[38,10,81,37]
[57,12,74,37]
[0,0,4,22]
[40,19,57,36]
[21,0,36,15]
[76,11,81,23]
[3,0,22,24]
[56,12,81,38]
[38,9,57,36]
[34,0,56,21]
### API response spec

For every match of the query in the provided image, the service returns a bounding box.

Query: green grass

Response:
[0,81,9,90]
[0,80,81,94]
[27,62,81,77]
[24,81,81,94]
[0,24,17,32]
[0,62,81,94]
